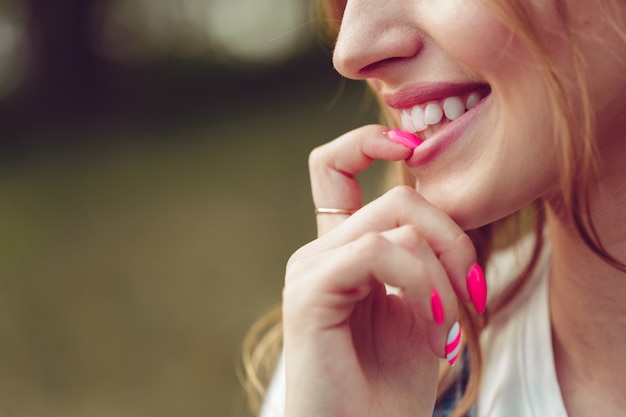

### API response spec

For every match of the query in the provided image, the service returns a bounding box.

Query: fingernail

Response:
[430,289,444,325]
[445,321,462,367]
[385,129,423,149]
[467,263,487,314]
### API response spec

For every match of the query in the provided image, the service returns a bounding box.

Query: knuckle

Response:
[454,231,476,257]
[396,224,424,246]
[355,232,387,257]
[286,243,311,270]
[285,244,319,284]
[308,145,330,171]
[285,251,303,276]
[283,257,323,316]
[386,185,419,202]
[285,246,311,284]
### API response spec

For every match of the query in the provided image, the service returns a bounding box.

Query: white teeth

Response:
[399,89,486,137]
[465,92,481,110]
[411,106,427,131]
[424,102,443,126]
[401,110,416,132]
[442,96,465,121]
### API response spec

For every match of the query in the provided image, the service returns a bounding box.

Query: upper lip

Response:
[382,82,490,110]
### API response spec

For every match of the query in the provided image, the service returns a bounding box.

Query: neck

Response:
[545,166,626,416]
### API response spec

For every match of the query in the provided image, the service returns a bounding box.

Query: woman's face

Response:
[332,0,626,229]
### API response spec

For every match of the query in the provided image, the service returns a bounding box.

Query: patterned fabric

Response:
[432,351,475,417]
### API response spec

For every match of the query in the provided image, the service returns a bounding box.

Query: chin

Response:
[420,190,514,232]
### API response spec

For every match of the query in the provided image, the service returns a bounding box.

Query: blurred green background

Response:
[0,1,380,416]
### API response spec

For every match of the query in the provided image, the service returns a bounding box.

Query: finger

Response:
[285,232,433,328]
[309,124,414,236]
[286,229,455,358]
[379,226,460,358]
[314,186,479,308]
[379,225,458,321]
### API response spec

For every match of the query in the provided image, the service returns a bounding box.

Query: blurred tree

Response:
[0,0,331,148]
[19,0,104,124]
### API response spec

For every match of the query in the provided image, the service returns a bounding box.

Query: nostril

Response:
[360,56,412,77]
[337,29,423,80]
[334,38,422,80]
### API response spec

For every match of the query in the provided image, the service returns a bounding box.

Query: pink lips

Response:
[383,82,490,110]
[382,83,490,167]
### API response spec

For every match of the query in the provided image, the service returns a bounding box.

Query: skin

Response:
[282,0,626,416]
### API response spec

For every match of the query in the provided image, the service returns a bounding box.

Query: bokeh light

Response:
[0,0,26,98]
[207,0,313,65]
[93,0,313,66]
[95,0,214,63]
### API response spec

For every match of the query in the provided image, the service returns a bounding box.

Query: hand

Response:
[282,125,479,417]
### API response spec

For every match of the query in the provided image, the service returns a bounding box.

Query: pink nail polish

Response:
[467,263,487,315]
[385,129,423,149]
[431,289,444,325]
[445,321,462,367]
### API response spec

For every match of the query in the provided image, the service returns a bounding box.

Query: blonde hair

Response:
[240,0,626,415]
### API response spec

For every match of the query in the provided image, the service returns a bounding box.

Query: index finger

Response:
[309,124,415,236]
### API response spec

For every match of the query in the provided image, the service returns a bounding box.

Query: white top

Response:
[260,238,569,417]
[476,240,568,417]
[259,352,286,417]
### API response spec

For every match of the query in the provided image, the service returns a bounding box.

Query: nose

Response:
[332,0,423,81]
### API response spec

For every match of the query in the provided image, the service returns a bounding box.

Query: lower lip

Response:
[406,95,490,167]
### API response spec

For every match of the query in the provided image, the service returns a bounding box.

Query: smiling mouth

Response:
[400,86,491,139]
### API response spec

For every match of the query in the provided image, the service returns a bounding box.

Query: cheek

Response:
[432,0,566,86]
[415,1,566,228]
[428,2,523,75]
